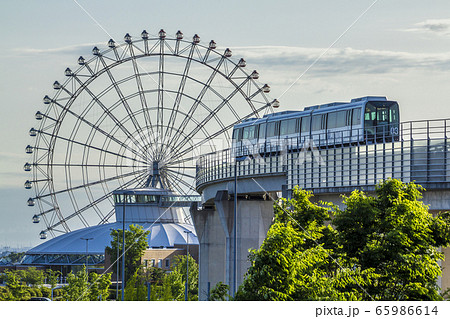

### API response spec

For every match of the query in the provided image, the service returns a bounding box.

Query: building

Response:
[19,188,199,276]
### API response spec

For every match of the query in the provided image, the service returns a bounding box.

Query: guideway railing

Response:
[196,119,450,192]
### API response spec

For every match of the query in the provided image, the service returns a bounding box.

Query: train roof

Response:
[234,96,391,128]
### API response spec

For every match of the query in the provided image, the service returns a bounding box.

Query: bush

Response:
[0,286,14,301]
[40,286,51,298]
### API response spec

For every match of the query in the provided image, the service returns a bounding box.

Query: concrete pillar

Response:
[214,191,276,295]
[191,203,225,301]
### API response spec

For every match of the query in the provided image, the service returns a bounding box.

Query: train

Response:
[232,96,400,157]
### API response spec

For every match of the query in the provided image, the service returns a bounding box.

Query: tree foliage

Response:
[62,266,111,301]
[209,281,230,301]
[105,224,150,282]
[236,179,450,301]
[0,267,54,300]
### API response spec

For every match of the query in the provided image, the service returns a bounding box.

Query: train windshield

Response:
[364,101,399,141]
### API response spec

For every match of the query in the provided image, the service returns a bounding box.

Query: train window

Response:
[378,108,389,122]
[258,123,266,139]
[327,112,337,129]
[242,125,256,140]
[390,103,399,123]
[267,121,279,137]
[365,103,377,122]
[232,128,242,141]
[352,109,361,126]
[301,116,310,133]
[311,114,323,131]
[280,119,297,135]
[336,111,346,128]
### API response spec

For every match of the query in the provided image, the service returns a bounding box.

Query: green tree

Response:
[88,272,112,301]
[62,266,89,301]
[2,251,25,264]
[4,270,31,300]
[209,282,229,301]
[235,190,370,301]
[170,254,199,300]
[334,179,450,300]
[62,266,111,301]
[46,269,61,290]
[105,224,150,283]
[236,180,450,301]
[21,267,45,287]
[123,269,148,301]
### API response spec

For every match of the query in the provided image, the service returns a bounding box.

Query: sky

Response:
[1,0,450,248]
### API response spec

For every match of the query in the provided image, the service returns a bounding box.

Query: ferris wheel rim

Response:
[26,30,276,238]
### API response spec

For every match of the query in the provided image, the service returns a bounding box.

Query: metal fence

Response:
[196,119,450,191]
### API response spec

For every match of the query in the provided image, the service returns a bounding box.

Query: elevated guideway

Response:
[193,118,450,299]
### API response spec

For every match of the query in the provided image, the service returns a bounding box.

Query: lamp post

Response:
[184,230,192,301]
[80,237,93,282]
[121,193,126,301]
[233,155,247,297]
[110,228,120,300]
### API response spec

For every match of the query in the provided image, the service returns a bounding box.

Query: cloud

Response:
[12,42,450,77]
[403,19,450,36]
[231,46,450,75]
[13,43,102,57]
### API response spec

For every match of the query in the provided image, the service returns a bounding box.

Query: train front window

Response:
[390,103,399,123]
[365,102,399,125]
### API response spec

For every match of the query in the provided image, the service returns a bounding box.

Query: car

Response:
[28,297,51,301]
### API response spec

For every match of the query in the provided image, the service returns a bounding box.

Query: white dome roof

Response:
[27,222,198,255]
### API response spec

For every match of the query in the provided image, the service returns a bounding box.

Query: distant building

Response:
[17,188,199,276]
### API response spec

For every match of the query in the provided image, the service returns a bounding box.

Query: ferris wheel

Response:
[24,29,277,239]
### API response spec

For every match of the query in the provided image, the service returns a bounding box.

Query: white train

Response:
[232,96,400,157]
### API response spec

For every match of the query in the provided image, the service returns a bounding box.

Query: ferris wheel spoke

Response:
[162,174,185,196]
[45,170,148,232]
[50,98,147,161]
[158,90,231,161]
[156,38,165,159]
[170,101,271,162]
[71,76,150,156]
[97,56,151,154]
[128,44,158,157]
[171,76,253,153]
[36,168,148,200]
[161,43,195,149]
[164,170,196,193]
[99,207,115,225]
[166,55,226,152]
[164,168,195,180]
[37,129,148,166]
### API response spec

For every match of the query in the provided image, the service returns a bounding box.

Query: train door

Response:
[350,107,363,143]
[266,121,280,154]
[257,122,267,155]
[242,125,257,156]
[300,116,311,147]
[232,127,243,157]
[311,114,326,147]
[280,118,298,151]
[326,110,347,146]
